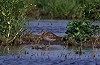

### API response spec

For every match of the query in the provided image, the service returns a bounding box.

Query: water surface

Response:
[28,20,69,36]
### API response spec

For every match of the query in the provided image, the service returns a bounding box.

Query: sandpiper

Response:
[40,30,60,46]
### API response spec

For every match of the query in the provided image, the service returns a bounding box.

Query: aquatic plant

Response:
[66,20,92,42]
[65,20,100,54]
[0,0,34,45]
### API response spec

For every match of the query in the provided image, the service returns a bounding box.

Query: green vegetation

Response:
[66,20,91,42]
[65,20,100,47]
[0,0,100,46]
[26,0,100,19]
[0,0,34,45]
[64,20,100,54]
[1,0,99,20]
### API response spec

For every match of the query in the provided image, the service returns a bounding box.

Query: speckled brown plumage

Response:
[40,30,61,42]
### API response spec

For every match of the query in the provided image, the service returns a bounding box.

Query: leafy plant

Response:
[64,20,100,54]
[65,20,100,42]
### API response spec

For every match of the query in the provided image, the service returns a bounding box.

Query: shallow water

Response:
[0,45,100,65]
[0,20,100,65]
[28,20,69,36]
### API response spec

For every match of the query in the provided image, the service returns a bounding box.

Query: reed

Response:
[0,0,34,45]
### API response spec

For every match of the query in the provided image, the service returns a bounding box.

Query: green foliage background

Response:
[30,0,100,19]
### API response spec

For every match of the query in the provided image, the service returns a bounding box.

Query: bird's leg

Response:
[45,41,50,50]
[49,41,50,46]
[48,41,51,49]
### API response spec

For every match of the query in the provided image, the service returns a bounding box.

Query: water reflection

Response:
[0,45,100,60]
[0,44,100,65]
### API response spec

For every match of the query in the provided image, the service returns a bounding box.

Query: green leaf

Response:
[2,11,6,16]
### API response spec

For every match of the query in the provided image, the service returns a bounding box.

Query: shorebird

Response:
[40,30,61,46]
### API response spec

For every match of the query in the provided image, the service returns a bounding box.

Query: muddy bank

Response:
[0,33,100,49]
[13,33,100,48]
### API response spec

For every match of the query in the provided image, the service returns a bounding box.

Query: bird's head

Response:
[40,29,47,35]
